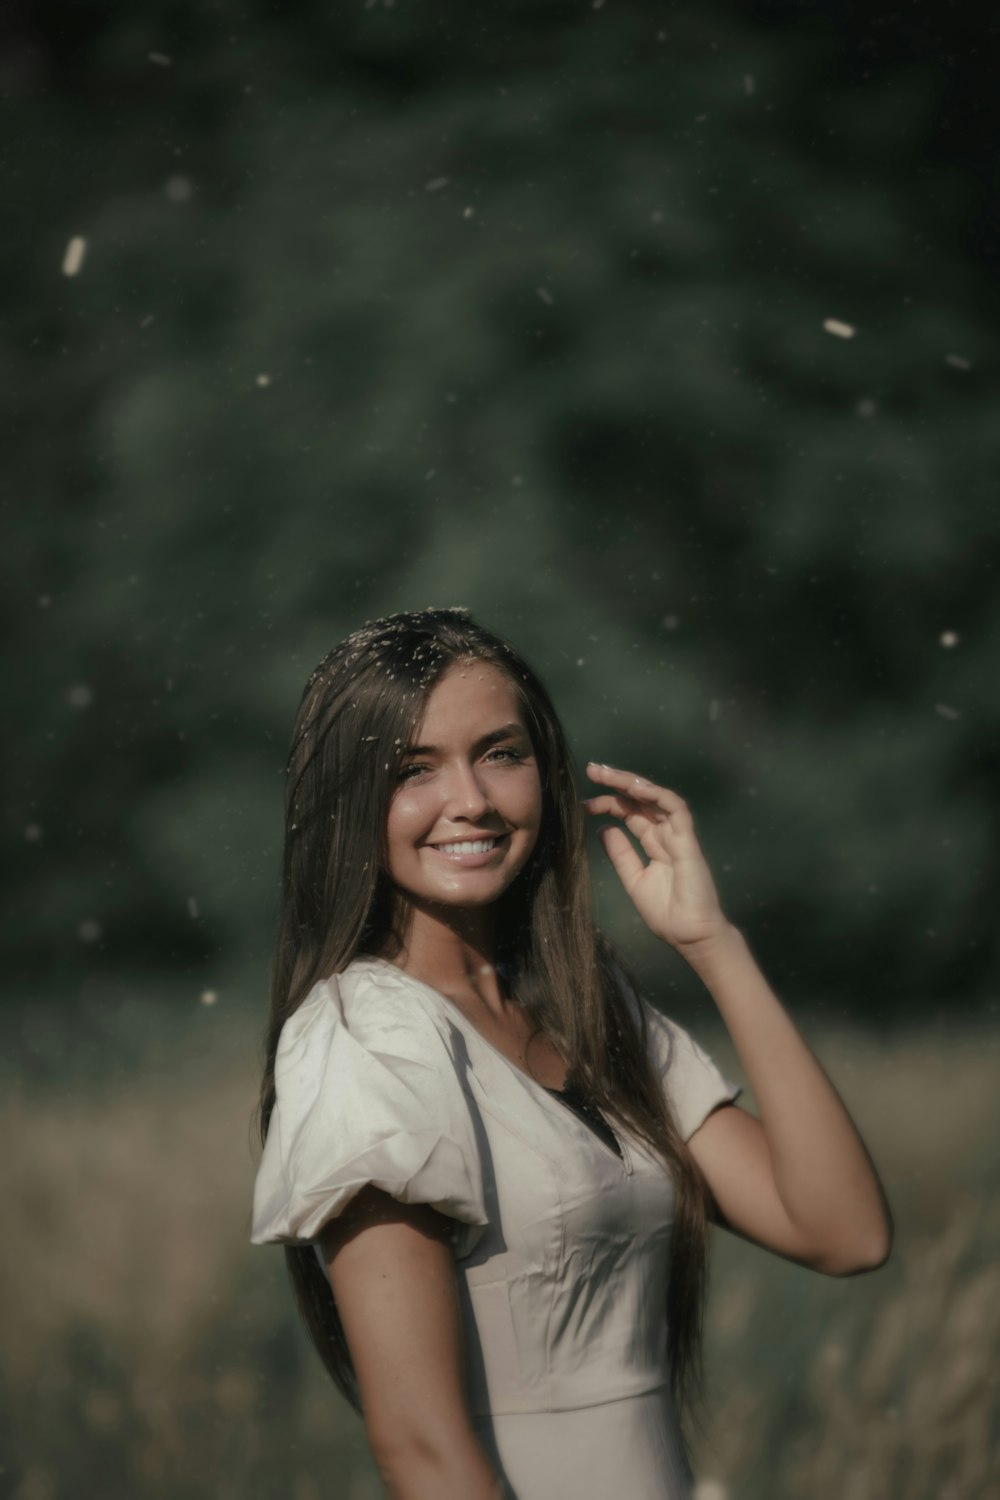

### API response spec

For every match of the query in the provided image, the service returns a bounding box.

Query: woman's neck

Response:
[375,901,512,1014]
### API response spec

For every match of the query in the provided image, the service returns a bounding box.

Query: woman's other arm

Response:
[320,1184,506,1500]
[582,764,893,1277]
[681,925,893,1276]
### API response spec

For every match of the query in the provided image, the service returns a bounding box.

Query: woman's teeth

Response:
[433,838,499,854]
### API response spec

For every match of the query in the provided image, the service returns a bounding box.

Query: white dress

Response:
[251,955,742,1499]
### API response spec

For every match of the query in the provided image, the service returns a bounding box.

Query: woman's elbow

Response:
[818,1223,893,1277]
[369,1418,502,1500]
[369,1426,440,1500]
[368,1419,437,1487]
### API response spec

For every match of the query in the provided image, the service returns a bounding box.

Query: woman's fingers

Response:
[582,794,657,837]
[598,824,648,891]
[581,792,648,817]
[584,763,691,824]
[583,797,686,871]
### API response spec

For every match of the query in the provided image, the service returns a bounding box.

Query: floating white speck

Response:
[857,397,877,418]
[939,630,960,648]
[463,205,475,218]
[68,684,93,709]
[576,658,586,667]
[200,989,218,1006]
[78,920,102,943]
[140,314,155,329]
[935,703,959,720]
[256,373,271,387]
[148,51,172,66]
[424,468,436,479]
[512,474,524,487]
[164,175,192,202]
[187,896,200,919]
[945,354,971,371]
[744,74,755,95]
[661,614,679,630]
[693,1481,728,1500]
[62,236,87,277]
[38,594,52,607]
[823,319,856,339]
[24,824,43,842]
[536,287,554,305]
[425,176,448,192]
[709,700,720,722]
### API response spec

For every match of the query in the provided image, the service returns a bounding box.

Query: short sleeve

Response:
[613,962,742,1140]
[250,970,490,1260]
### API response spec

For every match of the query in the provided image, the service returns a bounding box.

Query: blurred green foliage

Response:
[3,1,997,1022]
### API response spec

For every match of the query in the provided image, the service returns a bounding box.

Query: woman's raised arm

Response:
[583,763,893,1276]
[320,1185,506,1500]
[677,927,892,1275]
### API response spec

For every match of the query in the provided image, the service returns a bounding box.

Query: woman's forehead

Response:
[415,660,524,728]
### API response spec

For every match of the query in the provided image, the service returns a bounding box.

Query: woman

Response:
[251,606,892,1500]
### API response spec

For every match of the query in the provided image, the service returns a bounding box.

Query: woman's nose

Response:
[443,762,494,814]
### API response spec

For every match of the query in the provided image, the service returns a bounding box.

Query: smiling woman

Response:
[382,665,543,931]
[250,606,892,1500]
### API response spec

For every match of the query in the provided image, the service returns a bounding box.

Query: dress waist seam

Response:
[471,1377,670,1418]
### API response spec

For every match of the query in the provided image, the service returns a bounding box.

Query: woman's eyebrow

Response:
[401,722,527,756]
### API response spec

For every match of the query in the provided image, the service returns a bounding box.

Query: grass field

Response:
[1,987,997,1499]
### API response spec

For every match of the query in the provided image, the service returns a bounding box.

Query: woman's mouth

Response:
[427,833,509,865]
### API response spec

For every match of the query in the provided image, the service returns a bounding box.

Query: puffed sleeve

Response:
[614,962,743,1140]
[250,970,490,1260]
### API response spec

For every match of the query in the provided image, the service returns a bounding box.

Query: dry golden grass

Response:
[1,1002,997,1498]
[692,1022,1000,1499]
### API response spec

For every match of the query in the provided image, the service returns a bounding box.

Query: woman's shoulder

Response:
[607,953,742,1139]
[281,954,451,1065]
[271,954,464,1086]
[608,952,709,1049]
[253,954,489,1250]
[345,955,463,1064]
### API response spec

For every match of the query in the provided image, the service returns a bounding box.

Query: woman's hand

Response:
[581,761,732,953]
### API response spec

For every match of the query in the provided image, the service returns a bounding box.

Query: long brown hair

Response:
[254,607,713,1425]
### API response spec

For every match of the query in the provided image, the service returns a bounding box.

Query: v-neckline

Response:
[350,954,568,1091]
[348,955,632,1171]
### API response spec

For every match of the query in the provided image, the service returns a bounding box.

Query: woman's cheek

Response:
[392,789,431,843]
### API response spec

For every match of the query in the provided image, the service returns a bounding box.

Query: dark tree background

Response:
[3,0,998,1038]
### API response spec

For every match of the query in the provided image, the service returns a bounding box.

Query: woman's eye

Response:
[396,748,522,782]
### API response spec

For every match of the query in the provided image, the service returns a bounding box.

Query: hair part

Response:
[254,606,713,1436]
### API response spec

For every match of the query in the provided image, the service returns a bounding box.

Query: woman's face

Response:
[384,658,544,910]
